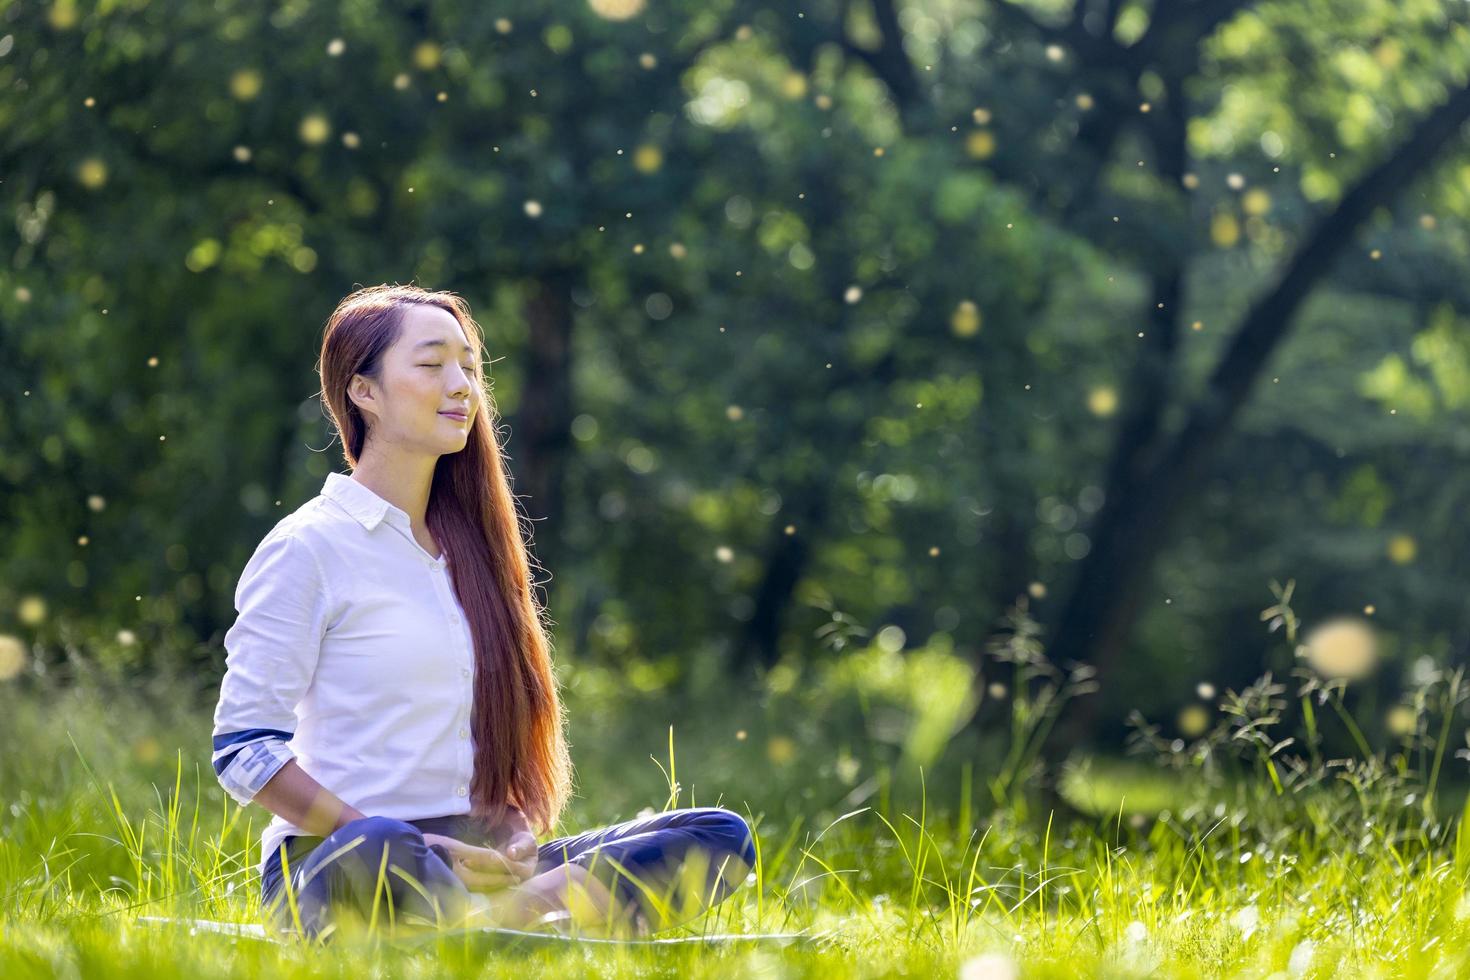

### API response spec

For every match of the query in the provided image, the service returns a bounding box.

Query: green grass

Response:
[6,639,1470,978]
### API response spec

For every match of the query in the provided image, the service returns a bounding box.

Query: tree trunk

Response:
[1042,80,1470,759]
[509,271,576,571]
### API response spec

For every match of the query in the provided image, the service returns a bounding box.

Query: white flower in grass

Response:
[959,952,1018,980]
[1287,939,1315,976]
[1124,920,1147,944]
[1231,905,1259,939]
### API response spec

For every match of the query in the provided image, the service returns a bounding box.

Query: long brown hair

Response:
[316,282,571,836]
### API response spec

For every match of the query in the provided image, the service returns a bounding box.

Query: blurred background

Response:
[5,0,1470,829]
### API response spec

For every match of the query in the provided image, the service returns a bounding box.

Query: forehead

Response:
[396,303,472,351]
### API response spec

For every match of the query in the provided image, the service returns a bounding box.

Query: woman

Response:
[211,283,756,941]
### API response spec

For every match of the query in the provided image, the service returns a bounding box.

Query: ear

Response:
[347,373,377,421]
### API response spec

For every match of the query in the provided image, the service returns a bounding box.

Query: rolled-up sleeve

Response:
[211,530,330,807]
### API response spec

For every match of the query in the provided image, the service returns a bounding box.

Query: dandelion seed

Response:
[1124,920,1147,944]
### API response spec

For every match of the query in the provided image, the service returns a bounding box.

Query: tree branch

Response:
[1154,79,1470,476]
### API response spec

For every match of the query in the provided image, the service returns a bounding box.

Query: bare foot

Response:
[473,864,647,937]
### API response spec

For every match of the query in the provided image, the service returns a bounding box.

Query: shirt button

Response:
[457,785,468,797]
[458,727,469,739]
[461,667,470,678]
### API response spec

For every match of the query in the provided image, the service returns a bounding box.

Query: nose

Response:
[448,364,473,399]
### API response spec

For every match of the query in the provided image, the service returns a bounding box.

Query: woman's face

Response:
[350,304,481,456]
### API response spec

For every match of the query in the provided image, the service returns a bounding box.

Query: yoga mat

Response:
[134,915,824,949]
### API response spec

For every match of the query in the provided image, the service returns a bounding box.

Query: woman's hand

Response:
[496,806,539,867]
[423,832,537,893]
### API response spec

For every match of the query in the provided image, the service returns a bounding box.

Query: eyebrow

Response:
[413,340,475,355]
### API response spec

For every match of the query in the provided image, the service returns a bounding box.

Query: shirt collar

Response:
[321,471,406,531]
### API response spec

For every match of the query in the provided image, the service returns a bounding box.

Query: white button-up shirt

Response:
[211,471,478,876]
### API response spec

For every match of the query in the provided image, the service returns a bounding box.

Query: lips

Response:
[440,412,468,422]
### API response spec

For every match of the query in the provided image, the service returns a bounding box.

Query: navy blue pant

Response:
[258,807,756,940]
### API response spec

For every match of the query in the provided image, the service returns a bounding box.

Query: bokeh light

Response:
[588,0,646,20]
[951,300,982,337]
[0,635,26,681]
[1303,616,1378,681]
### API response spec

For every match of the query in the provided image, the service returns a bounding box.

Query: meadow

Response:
[4,593,1469,979]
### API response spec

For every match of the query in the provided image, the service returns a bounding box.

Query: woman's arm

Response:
[253,758,367,837]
